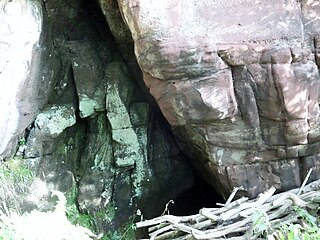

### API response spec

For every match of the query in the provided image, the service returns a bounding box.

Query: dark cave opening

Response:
[81,0,225,233]
[169,173,224,216]
[81,0,225,219]
[136,174,224,238]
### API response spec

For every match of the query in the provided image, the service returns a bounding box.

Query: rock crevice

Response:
[0,0,194,234]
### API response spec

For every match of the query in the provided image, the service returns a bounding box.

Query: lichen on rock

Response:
[35,105,76,138]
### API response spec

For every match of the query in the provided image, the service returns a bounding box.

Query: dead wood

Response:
[136,175,320,240]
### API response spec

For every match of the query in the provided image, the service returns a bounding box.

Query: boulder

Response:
[119,0,320,198]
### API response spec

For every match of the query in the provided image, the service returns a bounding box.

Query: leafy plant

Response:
[65,187,94,231]
[274,223,320,240]
[251,206,320,240]
[252,208,272,236]
[293,206,317,227]
[269,206,320,240]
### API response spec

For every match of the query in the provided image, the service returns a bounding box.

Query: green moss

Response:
[93,203,115,223]
[65,187,94,231]
[55,142,68,155]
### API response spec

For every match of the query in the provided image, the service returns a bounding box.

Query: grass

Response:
[0,157,33,214]
[65,187,94,231]
[100,220,136,240]
[0,157,96,240]
[0,190,96,240]
[0,156,138,240]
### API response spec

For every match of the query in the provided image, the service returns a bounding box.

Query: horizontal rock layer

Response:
[119,0,320,198]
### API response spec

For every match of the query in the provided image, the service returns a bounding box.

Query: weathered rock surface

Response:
[119,0,320,198]
[0,0,60,159]
[4,0,320,235]
[0,0,193,234]
[35,105,76,138]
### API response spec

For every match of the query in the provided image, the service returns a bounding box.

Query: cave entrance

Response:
[169,173,224,216]
[136,174,224,238]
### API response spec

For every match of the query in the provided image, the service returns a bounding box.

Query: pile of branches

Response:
[136,170,320,239]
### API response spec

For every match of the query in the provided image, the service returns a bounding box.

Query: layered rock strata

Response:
[118,0,320,198]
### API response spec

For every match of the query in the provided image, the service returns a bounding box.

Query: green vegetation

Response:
[0,190,95,240]
[101,219,136,240]
[252,208,271,236]
[0,156,138,240]
[119,222,136,240]
[65,187,94,230]
[0,157,95,240]
[17,137,26,146]
[275,223,320,240]
[0,157,33,214]
[90,203,136,240]
[252,207,320,240]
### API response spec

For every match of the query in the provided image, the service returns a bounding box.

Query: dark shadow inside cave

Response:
[136,174,224,238]
[169,173,224,216]
[80,0,224,232]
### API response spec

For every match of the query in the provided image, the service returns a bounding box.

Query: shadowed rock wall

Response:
[0,0,194,233]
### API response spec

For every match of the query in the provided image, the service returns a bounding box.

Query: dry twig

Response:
[136,175,320,240]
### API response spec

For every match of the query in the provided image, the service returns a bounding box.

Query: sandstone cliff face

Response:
[118,0,320,198]
[0,0,193,233]
[2,0,320,233]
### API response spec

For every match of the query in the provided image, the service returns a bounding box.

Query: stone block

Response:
[35,105,76,138]
[117,0,320,198]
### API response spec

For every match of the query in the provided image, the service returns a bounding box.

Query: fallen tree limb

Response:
[136,177,320,239]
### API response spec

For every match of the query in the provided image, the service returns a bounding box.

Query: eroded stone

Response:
[35,105,76,138]
[119,0,320,197]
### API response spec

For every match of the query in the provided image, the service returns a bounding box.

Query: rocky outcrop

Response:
[118,0,320,198]
[0,0,60,159]
[0,0,193,234]
[3,0,320,234]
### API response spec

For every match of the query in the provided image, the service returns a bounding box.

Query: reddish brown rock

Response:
[118,0,320,198]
